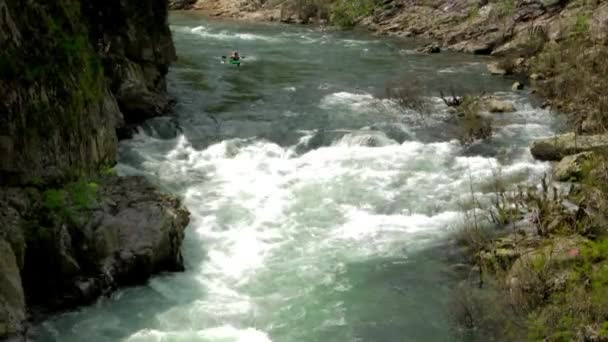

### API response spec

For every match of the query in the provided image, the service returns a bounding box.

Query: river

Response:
[33,12,561,342]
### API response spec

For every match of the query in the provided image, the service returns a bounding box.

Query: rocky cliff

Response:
[0,0,188,339]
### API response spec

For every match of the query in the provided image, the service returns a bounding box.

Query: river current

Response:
[34,12,561,342]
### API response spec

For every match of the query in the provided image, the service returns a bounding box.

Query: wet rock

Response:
[418,43,441,54]
[487,99,516,113]
[530,133,608,161]
[0,240,25,338]
[169,0,197,10]
[529,73,543,81]
[487,62,507,75]
[554,152,594,181]
[512,81,524,90]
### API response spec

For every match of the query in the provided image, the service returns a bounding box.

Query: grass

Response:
[451,150,608,339]
[43,178,100,224]
[276,0,377,27]
[532,35,608,132]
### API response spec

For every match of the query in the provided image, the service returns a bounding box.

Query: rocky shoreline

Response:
[0,0,190,339]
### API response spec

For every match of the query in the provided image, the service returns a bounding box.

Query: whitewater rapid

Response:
[34,15,562,342]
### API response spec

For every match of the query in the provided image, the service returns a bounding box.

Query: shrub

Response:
[330,0,376,27]
[457,95,493,144]
[384,77,432,117]
[532,31,608,132]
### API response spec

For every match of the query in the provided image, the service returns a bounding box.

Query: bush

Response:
[43,178,99,223]
[384,78,432,116]
[457,95,493,144]
[532,31,608,132]
[330,0,376,27]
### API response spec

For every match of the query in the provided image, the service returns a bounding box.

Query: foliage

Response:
[494,0,515,17]
[456,95,493,144]
[574,12,590,37]
[42,178,99,223]
[384,77,432,117]
[532,28,608,132]
[330,0,377,28]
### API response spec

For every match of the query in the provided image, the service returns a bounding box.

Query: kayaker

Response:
[229,51,241,61]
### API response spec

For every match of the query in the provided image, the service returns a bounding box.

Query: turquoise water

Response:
[33,13,560,342]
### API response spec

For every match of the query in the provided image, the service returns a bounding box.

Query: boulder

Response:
[529,73,543,81]
[418,43,441,54]
[530,133,608,161]
[554,152,594,181]
[21,175,190,310]
[169,0,197,10]
[487,99,516,113]
[512,81,524,90]
[0,240,25,338]
[487,62,507,75]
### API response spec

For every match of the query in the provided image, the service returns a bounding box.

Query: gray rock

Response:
[0,240,25,338]
[531,133,608,161]
[5,175,189,317]
[487,99,516,113]
[418,43,441,54]
[487,62,507,75]
[554,152,594,181]
[512,81,524,90]
[169,0,197,10]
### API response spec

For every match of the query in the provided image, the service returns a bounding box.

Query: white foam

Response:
[114,119,552,340]
[127,326,272,342]
[186,26,281,42]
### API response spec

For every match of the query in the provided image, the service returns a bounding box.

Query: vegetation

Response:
[452,150,608,339]
[532,34,608,132]
[275,0,377,27]
[43,178,99,223]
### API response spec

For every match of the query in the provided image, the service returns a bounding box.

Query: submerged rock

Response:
[487,62,507,75]
[531,133,608,161]
[512,81,524,91]
[487,99,516,113]
[418,43,441,54]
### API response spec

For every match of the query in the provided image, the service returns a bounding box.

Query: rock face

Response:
[531,133,608,161]
[0,0,121,186]
[0,0,175,186]
[0,0,188,338]
[83,0,177,123]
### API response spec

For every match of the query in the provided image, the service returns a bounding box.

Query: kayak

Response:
[221,56,242,66]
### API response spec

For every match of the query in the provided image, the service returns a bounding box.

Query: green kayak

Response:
[222,56,241,66]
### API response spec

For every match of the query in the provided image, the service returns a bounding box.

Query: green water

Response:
[33,13,561,342]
